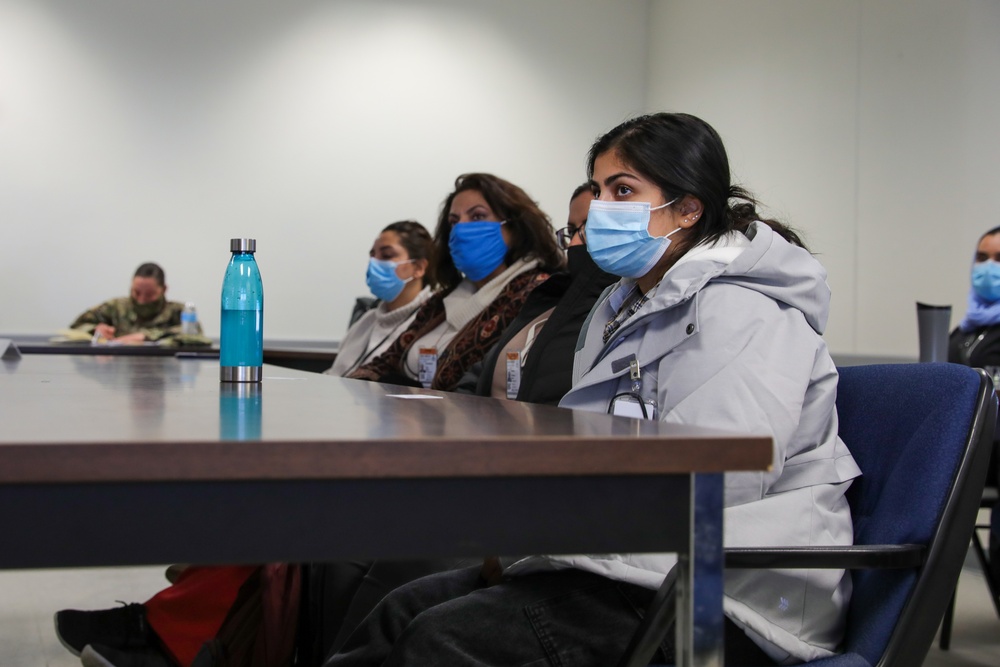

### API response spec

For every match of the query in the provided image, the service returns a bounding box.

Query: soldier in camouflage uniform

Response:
[70,262,203,343]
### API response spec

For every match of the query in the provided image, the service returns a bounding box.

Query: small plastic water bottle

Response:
[220,238,264,382]
[180,302,199,335]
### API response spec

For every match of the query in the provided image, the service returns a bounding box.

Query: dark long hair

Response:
[134,262,166,286]
[381,220,437,289]
[433,173,565,290]
[586,113,806,253]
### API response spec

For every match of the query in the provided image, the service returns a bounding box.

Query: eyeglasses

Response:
[555,224,586,250]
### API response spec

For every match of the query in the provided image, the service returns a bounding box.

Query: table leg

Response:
[676,473,724,667]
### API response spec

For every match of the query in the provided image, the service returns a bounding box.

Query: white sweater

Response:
[325,287,432,377]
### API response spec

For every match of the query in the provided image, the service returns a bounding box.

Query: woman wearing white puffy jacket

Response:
[324,113,861,667]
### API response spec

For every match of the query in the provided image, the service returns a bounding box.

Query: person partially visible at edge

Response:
[948,225,1000,573]
[324,113,862,667]
[69,262,202,343]
[454,182,618,404]
[347,172,565,391]
[949,226,1000,371]
[325,220,436,376]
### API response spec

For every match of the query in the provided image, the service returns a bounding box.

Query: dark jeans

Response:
[324,566,775,667]
[298,558,477,666]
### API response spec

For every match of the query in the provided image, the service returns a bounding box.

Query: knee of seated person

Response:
[391,603,463,658]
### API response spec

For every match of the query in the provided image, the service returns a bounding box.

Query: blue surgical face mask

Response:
[972,260,1000,303]
[585,199,680,278]
[366,258,413,302]
[449,221,508,282]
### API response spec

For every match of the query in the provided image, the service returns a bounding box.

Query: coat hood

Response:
[647,221,831,335]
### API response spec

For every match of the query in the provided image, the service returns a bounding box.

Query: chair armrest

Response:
[725,545,925,570]
[617,545,925,667]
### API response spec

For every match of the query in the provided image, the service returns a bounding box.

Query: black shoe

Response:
[81,643,175,667]
[54,603,149,657]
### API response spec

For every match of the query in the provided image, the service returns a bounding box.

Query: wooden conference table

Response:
[15,340,340,374]
[0,354,771,666]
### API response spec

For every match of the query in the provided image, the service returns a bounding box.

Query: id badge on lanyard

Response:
[418,347,438,388]
[609,358,658,420]
[610,394,658,420]
[505,351,521,399]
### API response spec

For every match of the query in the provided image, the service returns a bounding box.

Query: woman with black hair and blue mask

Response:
[324,113,861,667]
[325,220,436,376]
[949,226,1000,372]
[348,173,564,390]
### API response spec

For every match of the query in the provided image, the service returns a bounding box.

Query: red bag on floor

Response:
[146,565,258,666]
[189,564,302,667]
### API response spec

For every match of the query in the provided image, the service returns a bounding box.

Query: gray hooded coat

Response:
[504,222,862,664]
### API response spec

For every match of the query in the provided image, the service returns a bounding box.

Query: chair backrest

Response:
[834,363,996,667]
[348,297,380,329]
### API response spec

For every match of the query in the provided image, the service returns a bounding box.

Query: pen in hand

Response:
[91,323,114,345]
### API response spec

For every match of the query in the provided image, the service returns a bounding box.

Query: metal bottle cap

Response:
[230,238,256,253]
[220,366,263,383]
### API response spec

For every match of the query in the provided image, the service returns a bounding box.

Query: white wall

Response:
[6,0,999,357]
[855,0,1000,357]
[647,0,1000,357]
[0,0,649,341]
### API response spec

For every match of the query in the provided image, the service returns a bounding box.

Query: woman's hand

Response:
[113,332,147,344]
[94,323,116,339]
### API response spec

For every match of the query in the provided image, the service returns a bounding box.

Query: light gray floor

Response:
[0,565,167,666]
[0,558,997,666]
[924,555,1000,667]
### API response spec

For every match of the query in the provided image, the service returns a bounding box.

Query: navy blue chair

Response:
[348,297,380,328]
[620,363,997,667]
[939,433,1000,648]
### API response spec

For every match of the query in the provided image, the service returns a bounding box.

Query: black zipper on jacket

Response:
[961,331,988,365]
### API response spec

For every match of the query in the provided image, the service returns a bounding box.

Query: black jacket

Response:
[455,254,617,405]
[948,325,1000,368]
[950,324,1000,490]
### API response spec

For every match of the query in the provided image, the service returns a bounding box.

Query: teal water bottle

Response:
[220,238,263,382]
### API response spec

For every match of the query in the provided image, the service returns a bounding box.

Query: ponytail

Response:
[725,186,807,250]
